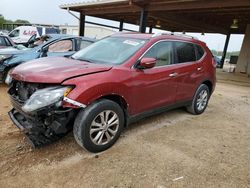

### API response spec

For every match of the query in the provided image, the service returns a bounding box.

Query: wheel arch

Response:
[97,94,129,127]
[201,79,213,95]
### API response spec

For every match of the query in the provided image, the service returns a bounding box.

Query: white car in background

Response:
[8,26,59,44]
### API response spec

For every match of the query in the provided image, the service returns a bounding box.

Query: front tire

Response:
[73,99,124,153]
[186,84,210,115]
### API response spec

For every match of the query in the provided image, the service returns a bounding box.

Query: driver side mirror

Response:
[138,57,156,69]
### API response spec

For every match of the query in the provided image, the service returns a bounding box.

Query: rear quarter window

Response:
[195,44,205,60]
[175,42,196,63]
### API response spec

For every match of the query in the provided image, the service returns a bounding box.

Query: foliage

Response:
[0,14,30,29]
[0,14,5,29]
[14,19,30,24]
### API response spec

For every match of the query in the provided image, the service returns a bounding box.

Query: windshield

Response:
[72,37,147,65]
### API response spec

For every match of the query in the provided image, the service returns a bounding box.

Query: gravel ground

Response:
[0,70,250,188]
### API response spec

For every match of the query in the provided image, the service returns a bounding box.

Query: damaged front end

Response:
[8,80,79,147]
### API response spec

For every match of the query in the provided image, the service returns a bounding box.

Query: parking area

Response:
[0,70,249,187]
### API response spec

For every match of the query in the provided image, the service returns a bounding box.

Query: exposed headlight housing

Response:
[22,86,72,113]
[0,54,12,61]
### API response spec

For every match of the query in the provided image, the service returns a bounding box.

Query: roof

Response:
[60,0,127,9]
[61,0,250,34]
[45,34,96,42]
[112,32,153,39]
[111,32,205,44]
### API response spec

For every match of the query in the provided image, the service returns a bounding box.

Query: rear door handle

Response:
[169,72,178,77]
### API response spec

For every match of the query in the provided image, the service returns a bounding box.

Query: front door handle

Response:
[197,67,203,71]
[169,72,178,77]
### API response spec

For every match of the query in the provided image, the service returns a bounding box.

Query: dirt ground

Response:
[0,70,250,188]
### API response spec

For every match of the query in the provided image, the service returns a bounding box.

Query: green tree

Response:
[14,19,30,24]
[0,14,5,29]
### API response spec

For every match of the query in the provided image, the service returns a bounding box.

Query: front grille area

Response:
[9,80,40,102]
[8,80,54,103]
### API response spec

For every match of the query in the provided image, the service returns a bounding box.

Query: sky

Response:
[0,0,245,52]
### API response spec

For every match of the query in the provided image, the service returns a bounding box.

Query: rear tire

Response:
[73,99,124,153]
[186,84,210,115]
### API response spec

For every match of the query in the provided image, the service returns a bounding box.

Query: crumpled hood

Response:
[0,47,31,55]
[11,57,113,83]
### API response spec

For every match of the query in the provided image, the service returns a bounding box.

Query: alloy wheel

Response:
[90,110,119,145]
[196,89,208,111]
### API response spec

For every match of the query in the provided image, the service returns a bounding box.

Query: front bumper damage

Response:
[8,90,78,147]
[8,104,76,147]
[9,109,64,147]
[7,80,89,147]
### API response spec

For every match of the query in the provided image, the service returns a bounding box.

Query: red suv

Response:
[8,33,216,152]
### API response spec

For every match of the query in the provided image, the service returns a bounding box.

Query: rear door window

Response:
[48,40,73,52]
[143,41,173,67]
[175,42,196,63]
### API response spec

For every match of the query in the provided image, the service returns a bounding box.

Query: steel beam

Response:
[79,13,85,36]
[139,9,148,33]
[220,33,231,68]
[149,26,153,33]
[119,20,124,31]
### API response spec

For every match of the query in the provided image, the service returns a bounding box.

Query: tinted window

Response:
[45,28,60,34]
[175,42,196,63]
[37,27,43,36]
[196,45,205,60]
[143,41,173,67]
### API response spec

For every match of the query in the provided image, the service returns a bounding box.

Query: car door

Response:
[46,39,75,57]
[130,41,179,114]
[173,41,205,102]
